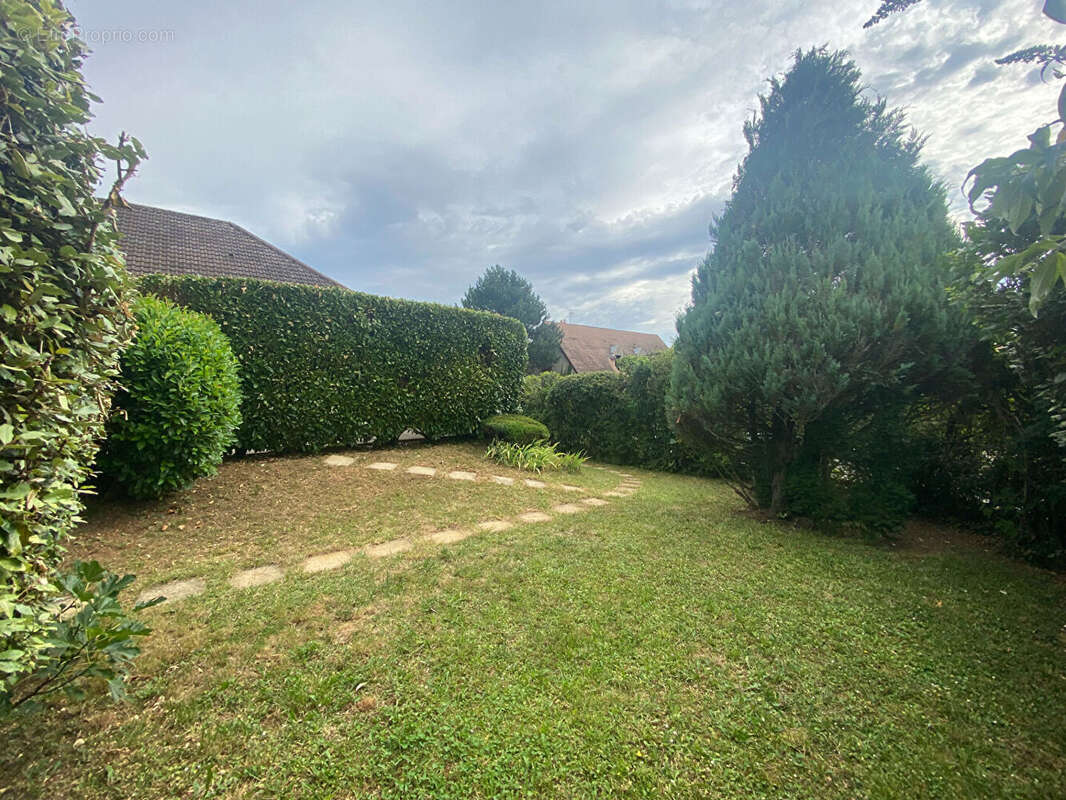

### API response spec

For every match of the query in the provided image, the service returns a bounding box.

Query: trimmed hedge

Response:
[534,352,722,473]
[518,371,561,421]
[99,296,242,498]
[138,275,527,453]
[480,413,550,444]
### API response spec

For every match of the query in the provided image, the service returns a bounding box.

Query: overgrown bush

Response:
[1,1,149,701]
[480,413,549,445]
[138,275,527,453]
[485,440,587,473]
[98,296,242,499]
[519,371,561,421]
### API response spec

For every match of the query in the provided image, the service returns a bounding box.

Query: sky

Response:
[69,0,1061,342]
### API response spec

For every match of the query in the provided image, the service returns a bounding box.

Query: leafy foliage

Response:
[2,561,160,713]
[479,414,549,445]
[668,49,960,525]
[542,371,636,464]
[461,265,563,372]
[965,125,1066,314]
[98,296,242,499]
[484,440,586,473]
[1,0,145,695]
[139,275,527,453]
[518,371,562,421]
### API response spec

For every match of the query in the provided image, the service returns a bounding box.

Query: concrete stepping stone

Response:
[365,538,412,558]
[406,465,436,476]
[367,462,398,471]
[582,497,609,507]
[524,479,546,488]
[447,470,477,481]
[552,503,585,514]
[490,475,514,485]
[301,550,353,573]
[324,455,355,467]
[518,511,552,523]
[429,528,473,544]
[477,520,513,533]
[136,577,206,606]
[604,491,627,498]
[559,484,583,492]
[230,565,283,589]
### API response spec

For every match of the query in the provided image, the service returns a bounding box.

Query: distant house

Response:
[114,203,344,288]
[552,321,668,374]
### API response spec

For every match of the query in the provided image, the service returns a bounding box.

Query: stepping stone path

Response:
[429,528,472,544]
[230,565,283,589]
[134,462,643,607]
[518,511,552,523]
[302,550,353,573]
[366,539,412,558]
[137,577,206,606]
[552,503,585,514]
[477,520,513,533]
[324,455,355,467]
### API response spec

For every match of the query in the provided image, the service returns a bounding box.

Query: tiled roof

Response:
[557,321,668,373]
[113,203,344,288]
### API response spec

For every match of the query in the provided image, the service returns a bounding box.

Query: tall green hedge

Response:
[138,275,527,453]
[534,352,722,473]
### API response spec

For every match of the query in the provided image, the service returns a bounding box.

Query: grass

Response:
[2,441,1064,798]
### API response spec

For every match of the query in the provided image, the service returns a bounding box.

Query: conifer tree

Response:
[668,49,959,519]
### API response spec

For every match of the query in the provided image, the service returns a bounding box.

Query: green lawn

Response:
[2,442,1064,798]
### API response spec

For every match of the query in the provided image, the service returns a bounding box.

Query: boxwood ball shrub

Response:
[138,275,527,453]
[480,413,550,444]
[99,296,242,499]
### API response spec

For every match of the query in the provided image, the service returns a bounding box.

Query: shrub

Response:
[98,296,242,499]
[1,2,149,700]
[139,276,527,453]
[480,413,549,444]
[484,440,587,473]
[543,371,637,464]
[519,371,561,421]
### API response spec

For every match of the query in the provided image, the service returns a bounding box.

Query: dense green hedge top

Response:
[138,275,527,453]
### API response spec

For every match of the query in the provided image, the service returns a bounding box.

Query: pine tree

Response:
[668,49,959,520]
[462,265,562,372]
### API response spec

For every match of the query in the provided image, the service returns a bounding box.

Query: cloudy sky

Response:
[70,0,1060,341]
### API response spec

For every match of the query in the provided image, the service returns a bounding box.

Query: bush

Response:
[542,371,636,463]
[480,414,549,444]
[138,276,527,453]
[484,440,587,473]
[98,296,242,499]
[1,2,148,700]
[519,371,561,421]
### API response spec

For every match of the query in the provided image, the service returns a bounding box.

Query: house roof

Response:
[113,203,344,288]
[557,321,668,373]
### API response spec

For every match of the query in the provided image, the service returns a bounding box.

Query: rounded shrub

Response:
[544,371,638,463]
[480,413,550,444]
[99,296,242,499]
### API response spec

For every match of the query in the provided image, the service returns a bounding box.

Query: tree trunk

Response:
[767,414,792,515]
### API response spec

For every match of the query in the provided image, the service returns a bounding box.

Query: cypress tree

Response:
[668,48,959,521]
